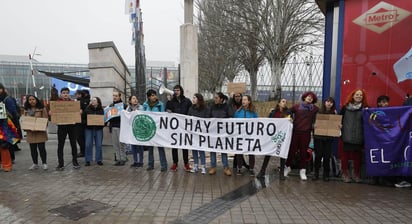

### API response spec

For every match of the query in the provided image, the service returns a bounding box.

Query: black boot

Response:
[312,171,319,180]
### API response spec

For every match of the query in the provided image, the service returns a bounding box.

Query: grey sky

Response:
[0,0,184,65]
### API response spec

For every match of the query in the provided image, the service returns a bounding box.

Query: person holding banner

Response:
[83,97,104,166]
[340,89,368,183]
[143,89,168,172]
[284,91,319,181]
[110,91,128,166]
[187,93,210,174]
[126,95,144,169]
[208,92,234,176]
[229,92,250,170]
[257,98,290,180]
[312,97,338,181]
[166,85,192,172]
[234,95,258,176]
[24,95,49,170]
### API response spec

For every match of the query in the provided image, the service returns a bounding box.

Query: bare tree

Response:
[257,0,324,100]
[197,0,242,94]
[196,0,324,100]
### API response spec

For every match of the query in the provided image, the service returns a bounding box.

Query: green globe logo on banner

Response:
[132,114,156,141]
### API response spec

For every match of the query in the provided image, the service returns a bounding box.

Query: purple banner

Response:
[363,106,412,176]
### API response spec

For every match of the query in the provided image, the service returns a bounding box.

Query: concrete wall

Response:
[88,41,131,106]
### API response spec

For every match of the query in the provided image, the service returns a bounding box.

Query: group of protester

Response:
[0,82,410,188]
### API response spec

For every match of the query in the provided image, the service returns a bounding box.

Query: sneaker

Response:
[236,169,242,176]
[160,167,167,172]
[256,171,265,178]
[201,166,206,174]
[130,162,139,167]
[29,164,39,170]
[137,163,143,167]
[395,181,411,188]
[97,161,103,166]
[184,163,191,172]
[224,167,232,176]
[146,166,154,171]
[342,174,351,183]
[299,169,307,181]
[42,164,48,170]
[354,176,362,183]
[170,163,178,171]
[114,161,125,166]
[85,162,90,166]
[284,166,291,177]
[55,165,64,171]
[73,161,80,169]
[249,169,255,177]
[208,167,216,175]
[190,165,198,173]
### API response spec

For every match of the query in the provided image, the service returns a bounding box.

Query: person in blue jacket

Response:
[234,95,258,176]
[143,89,168,171]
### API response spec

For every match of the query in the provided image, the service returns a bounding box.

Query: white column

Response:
[180,0,198,97]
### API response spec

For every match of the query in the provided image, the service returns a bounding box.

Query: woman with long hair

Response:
[24,95,49,170]
[257,98,290,180]
[82,97,105,166]
[188,93,210,174]
[313,97,338,181]
[340,89,368,183]
[234,95,258,176]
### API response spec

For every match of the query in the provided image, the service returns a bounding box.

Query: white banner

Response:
[120,111,293,158]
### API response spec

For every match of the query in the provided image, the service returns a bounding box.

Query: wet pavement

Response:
[1,134,412,224]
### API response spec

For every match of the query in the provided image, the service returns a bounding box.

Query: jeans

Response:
[148,146,168,169]
[85,128,103,162]
[192,150,206,165]
[210,152,228,168]
[131,144,144,164]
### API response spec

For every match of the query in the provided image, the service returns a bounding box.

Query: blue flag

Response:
[363,106,412,176]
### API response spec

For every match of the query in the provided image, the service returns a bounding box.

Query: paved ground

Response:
[1,133,411,224]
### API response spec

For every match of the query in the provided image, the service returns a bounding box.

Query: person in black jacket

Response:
[166,85,192,172]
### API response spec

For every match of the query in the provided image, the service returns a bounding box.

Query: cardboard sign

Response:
[314,114,342,137]
[227,82,246,94]
[21,116,48,131]
[50,101,81,125]
[87,115,105,126]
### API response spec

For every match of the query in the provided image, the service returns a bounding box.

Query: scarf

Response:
[298,102,314,111]
[346,103,362,111]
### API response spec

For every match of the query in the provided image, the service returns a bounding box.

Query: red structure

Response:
[317,0,412,106]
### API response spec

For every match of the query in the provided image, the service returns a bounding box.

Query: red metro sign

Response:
[353,1,411,34]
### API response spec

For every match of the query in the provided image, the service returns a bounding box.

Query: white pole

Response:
[29,52,37,97]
